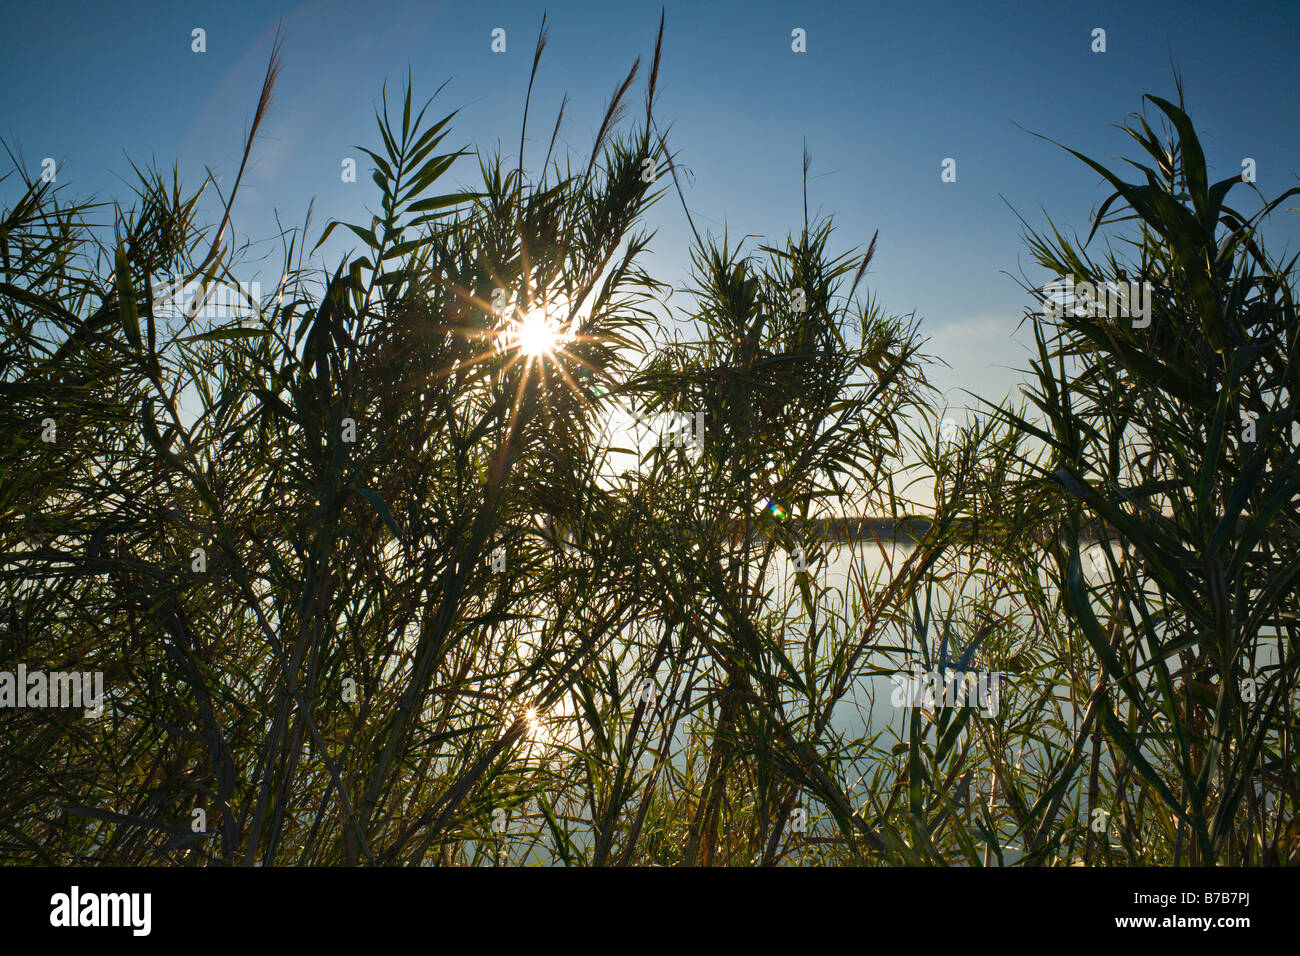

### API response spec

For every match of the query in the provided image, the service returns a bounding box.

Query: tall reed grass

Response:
[1,27,1294,865]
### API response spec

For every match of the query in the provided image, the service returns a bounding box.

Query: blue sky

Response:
[3,0,1297,414]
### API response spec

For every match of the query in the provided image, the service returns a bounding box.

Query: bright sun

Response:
[523,706,545,741]
[509,300,573,358]
[516,310,558,356]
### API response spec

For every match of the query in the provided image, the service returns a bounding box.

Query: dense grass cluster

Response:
[1,27,1296,865]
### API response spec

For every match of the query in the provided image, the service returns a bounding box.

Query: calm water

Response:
[500,539,1283,862]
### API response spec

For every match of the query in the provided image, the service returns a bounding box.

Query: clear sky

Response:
[3,0,1297,416]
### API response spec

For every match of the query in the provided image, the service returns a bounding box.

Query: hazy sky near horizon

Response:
[3,0,1298,419]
